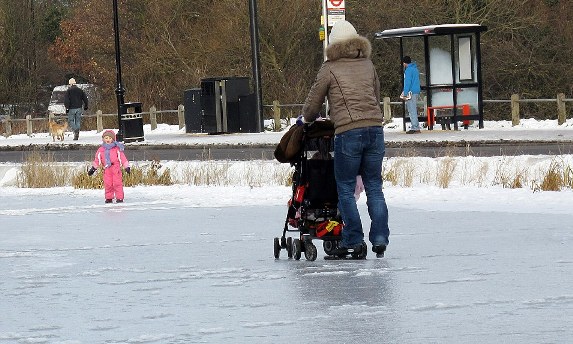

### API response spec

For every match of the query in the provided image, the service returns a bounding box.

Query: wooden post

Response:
[422,95,427,125]
[26,115,32,136]
[96,110,103,132]
[557,93,566,125]
[272,100,281,131]
[511,93,520,126]
[4,115,11,137]
[150,106,157,130]
[382,97,392,123]
[177,104,185,130]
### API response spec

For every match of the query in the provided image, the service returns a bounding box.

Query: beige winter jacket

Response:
[302,36,383,135]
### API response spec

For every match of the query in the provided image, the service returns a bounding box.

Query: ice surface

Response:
[1,188,572,343]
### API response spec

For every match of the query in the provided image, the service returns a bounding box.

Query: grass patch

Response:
[492,157,527,189]
[383,158,415,187]
[436,157,456,188]
[564,165,573,189]
[73,160,173,189]
[12,151,573,192]
[73,167,104,189]
[178,160,292,187]
[18,153,173,188]
[17,152,75,188]
[538,160,564,191]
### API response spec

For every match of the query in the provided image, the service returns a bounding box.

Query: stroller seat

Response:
[273,120,352,261]
[304,158,337,208]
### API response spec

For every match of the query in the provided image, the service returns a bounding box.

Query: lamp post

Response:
[112,0,125,141]
[248,0,263,132]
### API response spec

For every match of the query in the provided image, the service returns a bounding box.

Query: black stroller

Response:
[273,120,367,261]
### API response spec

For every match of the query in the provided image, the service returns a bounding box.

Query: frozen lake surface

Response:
[1,188,572,343]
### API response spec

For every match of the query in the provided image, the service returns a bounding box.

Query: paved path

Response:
[1,124,572,162]
[1,141,573,162]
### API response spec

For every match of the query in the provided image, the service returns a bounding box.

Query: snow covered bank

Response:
[2,154,572,192]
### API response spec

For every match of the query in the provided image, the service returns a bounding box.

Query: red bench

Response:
[426,104,470,130]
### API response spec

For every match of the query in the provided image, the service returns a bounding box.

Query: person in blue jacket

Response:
[401,56,421,134]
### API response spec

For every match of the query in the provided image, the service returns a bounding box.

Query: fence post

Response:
[382,97,392,123]
[150,106,157,130]
[272,100,281,131]
[26,115,33,136]
[422,95,427,123]
[177,104,185,130]
[5,115,11,137]
[96,110,103,132]
[511,93,520,126]
[557,93,566,125]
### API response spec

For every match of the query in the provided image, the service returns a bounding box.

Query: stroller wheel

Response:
[292,238,302,260]
[323,240,339,256]
[273,237,281,259]
[286,237,293,259]
[280,236,287,248]
[304,242,318,261]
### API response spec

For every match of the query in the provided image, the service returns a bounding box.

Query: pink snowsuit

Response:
[92,143,129,201]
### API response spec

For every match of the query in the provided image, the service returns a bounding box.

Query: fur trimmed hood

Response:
[326,36,372,61]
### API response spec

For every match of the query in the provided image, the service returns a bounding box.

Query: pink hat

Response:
[102,130,116,141]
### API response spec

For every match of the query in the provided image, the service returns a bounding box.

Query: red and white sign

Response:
[328,0,344,7]
[326,0,345,27]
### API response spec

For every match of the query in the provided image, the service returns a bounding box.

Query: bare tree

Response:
[43,0,573,119]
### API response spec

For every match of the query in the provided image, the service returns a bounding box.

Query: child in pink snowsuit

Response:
[88,130,130,203]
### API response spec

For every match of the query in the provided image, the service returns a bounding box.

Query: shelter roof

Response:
[375,24,487,39]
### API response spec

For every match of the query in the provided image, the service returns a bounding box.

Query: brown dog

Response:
[48,120,68,142]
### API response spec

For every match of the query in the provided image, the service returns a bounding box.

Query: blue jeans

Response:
[67,108,83,132]
[406,93,419,130]
[334,126,390,248]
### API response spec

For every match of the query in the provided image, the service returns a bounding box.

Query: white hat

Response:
[68,78,76,85]
[329,20,359,44]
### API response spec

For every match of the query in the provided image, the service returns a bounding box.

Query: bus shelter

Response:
[375,24,487,131]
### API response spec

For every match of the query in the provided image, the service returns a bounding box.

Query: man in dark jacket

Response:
[64,78,88,140]
[301,20,390,258]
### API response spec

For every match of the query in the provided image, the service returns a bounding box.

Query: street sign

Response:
[326,0,345,26]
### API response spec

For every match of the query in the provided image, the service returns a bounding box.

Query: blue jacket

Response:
[402,62,421,95]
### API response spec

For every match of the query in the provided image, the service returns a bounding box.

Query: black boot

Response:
[330,243,364,257]
[73,130,79,140]
[105,199,113,203]
[372,245,387,258]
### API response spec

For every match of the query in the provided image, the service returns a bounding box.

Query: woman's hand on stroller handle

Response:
[297,114,324,127]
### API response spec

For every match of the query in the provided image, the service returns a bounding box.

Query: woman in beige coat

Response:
[302,20,390,258]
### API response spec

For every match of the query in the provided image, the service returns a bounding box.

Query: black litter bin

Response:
[200,77,251,133]
[184,88,202,133]
[120,102,144,143]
